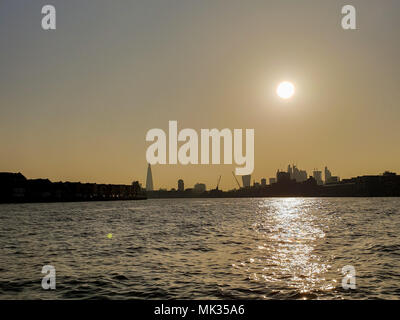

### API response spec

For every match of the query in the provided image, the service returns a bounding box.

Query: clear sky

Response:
[1,0,399,190]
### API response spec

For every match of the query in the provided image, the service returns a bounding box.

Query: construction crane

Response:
[216,175,222,190]
[232,171,241,189]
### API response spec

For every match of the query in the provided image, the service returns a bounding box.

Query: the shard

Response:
[146,163,154,191]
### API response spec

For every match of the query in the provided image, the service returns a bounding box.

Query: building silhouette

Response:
[242,175,251,188]
[178,179,184,192]
[287,165,293,178]
[313,170,323,185]
[0,172,146,203]
[277,170,291,183]
[4,170,400,201]
[146,164,154,191]
[193,183,206,193]
[324,166,332,184]
[288,164,307,182]
[261,178,267,187]
[324,166,340,184]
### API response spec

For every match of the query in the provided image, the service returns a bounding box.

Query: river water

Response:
[0,198,399,299]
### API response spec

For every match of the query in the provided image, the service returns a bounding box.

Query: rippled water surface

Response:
[1,198,399,299]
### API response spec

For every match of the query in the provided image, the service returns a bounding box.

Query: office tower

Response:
[329,176,340,183]
[146,164,154,191]
[178,179,184,192]
[261,178,267,187]
[269,178,276,185]
[277,170,291,183]
[193,183,206,193]
[287,164,308,182]
[287,165,293,178]
[242,175,251,188]
[313,170,323,185]
[299,170,308,182]
[325,166,332,184]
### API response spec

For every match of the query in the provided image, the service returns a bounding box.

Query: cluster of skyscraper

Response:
[287,165,308,182]
[145,163,340,193]
[324,166,340,184]
[258,164,340,187]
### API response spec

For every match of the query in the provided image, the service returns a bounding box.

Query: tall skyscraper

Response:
[178,179,184,192]
[287,165,293,178]
[313,170,323,185]
[242,175,251,188]
[146,164,154,191]
[288,164,307,182]
[325,166,332,184]
[277,170,291,183]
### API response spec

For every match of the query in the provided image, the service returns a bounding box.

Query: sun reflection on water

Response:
[235,198,336,298]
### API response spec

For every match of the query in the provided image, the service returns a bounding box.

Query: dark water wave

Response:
[0,198,399,299]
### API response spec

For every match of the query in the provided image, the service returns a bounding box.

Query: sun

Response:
[277,81,295,99]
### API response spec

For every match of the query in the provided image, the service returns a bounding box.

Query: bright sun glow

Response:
[277,81,295,99]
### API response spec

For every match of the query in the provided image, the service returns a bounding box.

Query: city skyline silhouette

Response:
[1,1,399,189]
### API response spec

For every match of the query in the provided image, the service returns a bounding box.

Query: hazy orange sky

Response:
[1,0,399,190]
